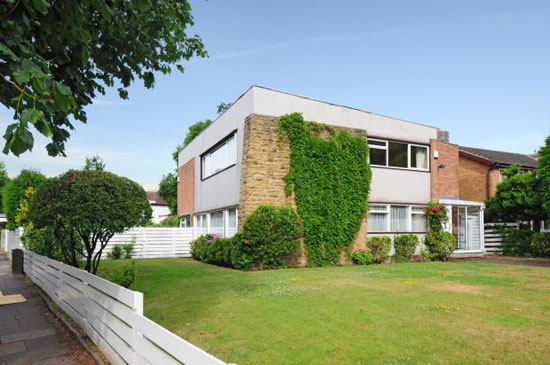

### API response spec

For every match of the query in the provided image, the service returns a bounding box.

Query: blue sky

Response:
[1,0,548,189]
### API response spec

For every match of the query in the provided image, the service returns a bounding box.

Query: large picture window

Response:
[367,204,427,232]
[194,207,239,238]
[368,138,428,171]
[202,133,236,179]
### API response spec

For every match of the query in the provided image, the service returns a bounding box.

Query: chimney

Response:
[437,130,450,143]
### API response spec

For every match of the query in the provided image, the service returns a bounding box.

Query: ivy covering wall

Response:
[278,113,372,266]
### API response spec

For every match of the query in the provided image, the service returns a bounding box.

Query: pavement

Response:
[0,254,96,365]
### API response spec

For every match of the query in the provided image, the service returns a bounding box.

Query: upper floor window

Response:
[202,133,236,179]
[368,138,428,171]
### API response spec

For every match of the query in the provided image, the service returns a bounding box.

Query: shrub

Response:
[191,233,252,269]
[156,215,180,227]
[500,227,534,257]
[530,233,550,258]
[109,261,137,288]
[108,245,124,260]
[352,249,373,265]
[393,234,419,263]
[21,225,65,261]
[242,205,302,269]
[122,238,135,259]
[426,201,448,233]
[367,236,391,264]
[424,231,455,261]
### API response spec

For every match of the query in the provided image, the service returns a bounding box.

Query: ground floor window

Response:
[194,207,239,238]
[180,215,191,227]
[368,204,427,233]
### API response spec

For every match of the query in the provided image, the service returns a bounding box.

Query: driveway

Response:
[0,254,96,364]
[458,255,550,268]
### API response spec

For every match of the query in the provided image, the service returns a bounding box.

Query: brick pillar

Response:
[430,140,459,201]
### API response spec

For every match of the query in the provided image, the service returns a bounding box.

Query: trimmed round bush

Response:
[352,249,373,265]
[367,236,391,263]
[394,234,419,262]
[242,205,302,269]
[530,233,550,258]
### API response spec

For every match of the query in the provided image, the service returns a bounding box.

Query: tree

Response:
[83,155,106,172]
[172,119,212,162]
[158,172,178,215]
[0,162,9,212]
[216,101,231,115]
[1,0,206,157]
[2,169,47,229]
[539,135,550,221]
[485,165,544,228]
[28,170,151,273]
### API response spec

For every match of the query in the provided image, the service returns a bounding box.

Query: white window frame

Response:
[410,206,427,232]
[367,138,429,171]
[368,204,390,232]
[201,132,237,179]
[367,204,428,232]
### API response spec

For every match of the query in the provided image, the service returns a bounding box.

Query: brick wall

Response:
[488,168,501,197]
[177,158,195,220]
[458,156,490,202]
[238,114,369,265]
[430,140,459,201]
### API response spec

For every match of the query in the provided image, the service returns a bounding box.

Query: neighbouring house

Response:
[146,191,171,224]
[177,86,485,259]
[458,146,538,203]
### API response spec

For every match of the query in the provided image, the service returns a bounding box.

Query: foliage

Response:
[485,166,543,225]
[530,233,550,258]
[2,169,47,230]
[108,245,124,260]
[154,215,180,227]
[393,234,419,263]
[28,170,151,273]
[242,205,302,269]
[172,119,213,162]
[15,186,35,227]
[424,231,455,261]
[191,233,251,269]
[498,226,534,257]
[1,0,206,156]
[216,102,232,115]
[0,162,9,213]
[21,225,64,261]
[158,173,178,215]
[278,113,372,266]
[367,236,391,264]
[539,135,550,221]
[352,248,373,265]
[426,202,448,233]
[83,155,106,172]
[108,260,137,288]
[122,240,135,259]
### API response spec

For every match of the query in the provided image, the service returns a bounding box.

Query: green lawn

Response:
[99,259,550,364]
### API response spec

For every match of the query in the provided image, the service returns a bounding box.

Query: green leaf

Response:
[31,0,50,15]
[12,68,31,84]
[0,43,17,61]
[34,119,53,138]
[55,82,72,96]
[20,108,44,124]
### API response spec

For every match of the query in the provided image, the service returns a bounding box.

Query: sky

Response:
[1,0,549,189]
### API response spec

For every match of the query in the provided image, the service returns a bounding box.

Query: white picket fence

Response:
[101,227,193,259]
[484,222,519,253]
[24,250,225,365]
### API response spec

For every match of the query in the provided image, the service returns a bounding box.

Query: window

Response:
[210,211,225,237]
[195,214,207,236]
[368,139,429,171]
[180,215,190,227]
[367,204,428,232]
[227,208,238,237]
[390,206,408,232]
[411,207,426,232]
[410,145,428,169]
[201,133,236,179]
[367,205,389,231]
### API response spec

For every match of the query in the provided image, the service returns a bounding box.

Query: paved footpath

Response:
[0,254,96,365]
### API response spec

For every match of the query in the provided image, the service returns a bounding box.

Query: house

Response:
[177,86,485,258]
[458,146,538,203]
[146,191,171,224]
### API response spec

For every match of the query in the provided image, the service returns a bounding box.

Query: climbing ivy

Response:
[279,113,372,266]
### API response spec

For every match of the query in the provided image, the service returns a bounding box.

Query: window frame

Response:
[200,130,237,180]
[367,138,430,172]
[367,204,427,233]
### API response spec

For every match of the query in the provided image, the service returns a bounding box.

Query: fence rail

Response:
[484,223,518,253]
[24,250,225,365]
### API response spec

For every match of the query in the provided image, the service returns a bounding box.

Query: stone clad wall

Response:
[238,114,369,266]
[177,158,195,219]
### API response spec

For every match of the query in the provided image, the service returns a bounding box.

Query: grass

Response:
[99,259,550,364]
